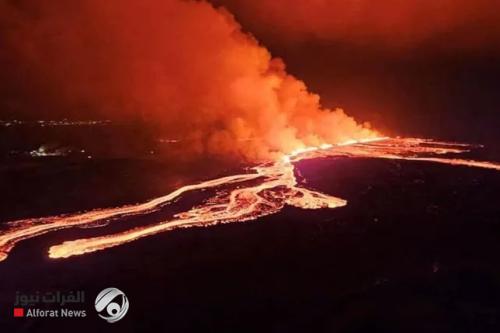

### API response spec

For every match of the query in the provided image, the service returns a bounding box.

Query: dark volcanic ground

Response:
[1,154,500,333]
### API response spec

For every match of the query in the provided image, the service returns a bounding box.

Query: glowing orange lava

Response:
[0,137,499,262]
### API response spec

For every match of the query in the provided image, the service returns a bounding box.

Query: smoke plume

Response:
[0,0,376,161]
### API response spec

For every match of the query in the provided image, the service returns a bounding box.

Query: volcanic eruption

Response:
[1,0,500,263]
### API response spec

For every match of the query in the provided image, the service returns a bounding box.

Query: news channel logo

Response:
[95,288,129,323]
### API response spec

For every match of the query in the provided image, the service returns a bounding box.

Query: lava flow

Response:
[1,137,499,262]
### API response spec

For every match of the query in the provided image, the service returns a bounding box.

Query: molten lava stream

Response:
[1,137,499,262]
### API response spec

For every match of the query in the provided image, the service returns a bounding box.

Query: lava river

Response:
[1,137,499,262]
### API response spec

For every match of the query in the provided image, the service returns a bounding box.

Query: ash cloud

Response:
[0,0,376,161]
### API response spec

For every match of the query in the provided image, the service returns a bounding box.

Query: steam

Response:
[0,0,376,161]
